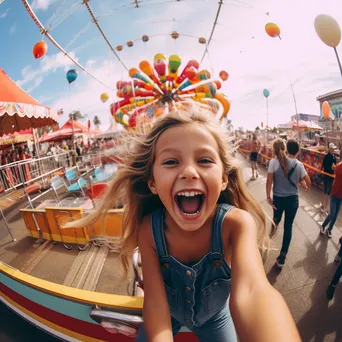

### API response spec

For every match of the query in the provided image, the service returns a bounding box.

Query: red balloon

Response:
[219,70,229,81]
[33,41,48,59]
[214,80,222,90]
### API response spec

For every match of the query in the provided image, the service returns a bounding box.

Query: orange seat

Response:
[25,183,41,195]
[88,209,123,239]
[20,208,52,241]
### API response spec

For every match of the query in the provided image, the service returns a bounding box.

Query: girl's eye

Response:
[199,158,213,164]
[162,159,178,165]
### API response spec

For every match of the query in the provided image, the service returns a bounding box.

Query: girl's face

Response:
[149,123,228,232]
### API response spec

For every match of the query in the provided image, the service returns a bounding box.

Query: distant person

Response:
[327,237,342,300]
[321,143,337,213]
[266,138,311,268]
[321,149,342,238]
[250,133,261,179]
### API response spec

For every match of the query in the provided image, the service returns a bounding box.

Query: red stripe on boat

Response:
[0,283,198,341]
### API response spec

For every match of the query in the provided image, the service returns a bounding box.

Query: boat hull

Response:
[0,262,196,341]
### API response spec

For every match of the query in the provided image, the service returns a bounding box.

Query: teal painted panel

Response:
[0,273,96,324]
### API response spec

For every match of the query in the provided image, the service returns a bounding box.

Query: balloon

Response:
[322,101,331,119]
[265,22,281,38]
[314,14,341,48]
[219,70,229,81]
[214,80,222,90]
[127,40,134,47]
[116,45,123,51]
[100,93,109,103]
[33,41,48,59]
[66,69,78,84]
[263,89,270,98]
[199,37,206,44]
[142,35,149,42]
[171,31,179,39]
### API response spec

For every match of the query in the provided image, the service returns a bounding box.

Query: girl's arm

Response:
[138,217,173,342]
[227,209,301,342]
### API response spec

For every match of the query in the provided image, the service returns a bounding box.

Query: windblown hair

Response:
[68,107,268,277]
[273,138,288,176]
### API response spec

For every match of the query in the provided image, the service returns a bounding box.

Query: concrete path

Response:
[241,155,342,342]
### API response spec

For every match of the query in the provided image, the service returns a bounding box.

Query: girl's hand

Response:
[267,197,277,210]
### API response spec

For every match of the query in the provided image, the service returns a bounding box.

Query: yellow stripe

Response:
[0,262,143,310]
[0,291,104,342]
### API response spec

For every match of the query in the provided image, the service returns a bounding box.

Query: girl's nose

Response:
[179,165,200,180]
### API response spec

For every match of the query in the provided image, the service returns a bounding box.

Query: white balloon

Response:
[314,14,341,48]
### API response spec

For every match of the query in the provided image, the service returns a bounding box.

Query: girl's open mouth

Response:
[175,190,205,216]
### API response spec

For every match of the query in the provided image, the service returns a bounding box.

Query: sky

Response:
[1,0,342,132]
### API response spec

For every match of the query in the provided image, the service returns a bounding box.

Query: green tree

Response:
[93,115,101,129]
[69,110,85,121]
[255,126,260,131]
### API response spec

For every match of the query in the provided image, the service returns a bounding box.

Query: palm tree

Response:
[69,110,85,121]
[93,115,101,129]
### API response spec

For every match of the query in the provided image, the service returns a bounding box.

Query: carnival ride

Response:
[0,1,286,341]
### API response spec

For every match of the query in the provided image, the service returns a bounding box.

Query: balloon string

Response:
[205,43,215,79]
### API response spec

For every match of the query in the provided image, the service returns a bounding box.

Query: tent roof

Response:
[60,119,89,133]
[0,68,47,107]
[0,68,57,135]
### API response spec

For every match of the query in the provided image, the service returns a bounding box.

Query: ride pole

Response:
[290,81,300,143]
[266,97,269,145]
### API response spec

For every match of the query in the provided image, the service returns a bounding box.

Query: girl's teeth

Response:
[177,191,203,197]
[184,210,200,216]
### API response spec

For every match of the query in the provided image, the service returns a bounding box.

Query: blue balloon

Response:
[263,89,270,98]
[66,69,78,84]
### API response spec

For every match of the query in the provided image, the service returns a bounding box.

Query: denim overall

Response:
[136,203,238,342]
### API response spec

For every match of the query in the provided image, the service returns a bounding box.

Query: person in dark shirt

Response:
[321,143,337,213]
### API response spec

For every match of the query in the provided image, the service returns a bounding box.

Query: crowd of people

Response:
[249,134,342,302]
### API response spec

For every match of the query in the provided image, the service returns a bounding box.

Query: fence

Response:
[0,152,72,194]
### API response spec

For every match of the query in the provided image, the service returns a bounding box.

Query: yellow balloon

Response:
[100,93,109,103]
[314,14,341,48]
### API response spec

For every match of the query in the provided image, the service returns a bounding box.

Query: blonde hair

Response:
[273,138,288,176]
[69,108,268,277]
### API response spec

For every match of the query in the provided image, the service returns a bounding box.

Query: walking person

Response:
[321,143,337,213]
[326,237,342,300]
[321,150,342,238]
[250,133,261,179]
[266,138,311,268]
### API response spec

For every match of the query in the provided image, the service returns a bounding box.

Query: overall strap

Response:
[151,208,169,265]
[211,203,234,266]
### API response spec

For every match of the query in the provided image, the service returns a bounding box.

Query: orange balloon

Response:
[219,70,229,81]
[322,101,331,119]
[265,22,280,38]
[33,41,48,59]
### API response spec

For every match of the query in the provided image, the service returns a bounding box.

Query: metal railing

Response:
[0,152,73,193]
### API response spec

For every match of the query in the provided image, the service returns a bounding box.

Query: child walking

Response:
[73,108,300,341]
